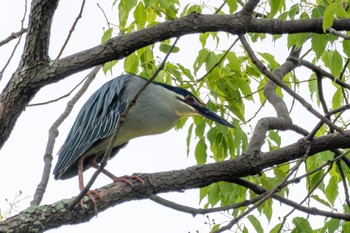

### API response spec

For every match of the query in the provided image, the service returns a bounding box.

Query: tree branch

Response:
[1,131,350,232]
[2,14,350,150]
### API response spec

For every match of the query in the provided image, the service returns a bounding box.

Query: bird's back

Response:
[53,75,132,180]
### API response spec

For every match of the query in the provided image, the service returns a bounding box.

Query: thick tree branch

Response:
[245,44,299,154]
[2,14,350,150]
[22,0,59,66]
[1,131,350,232]
[0,0,59,150]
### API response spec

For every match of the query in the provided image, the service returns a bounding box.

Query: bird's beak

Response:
[195,104,235,128]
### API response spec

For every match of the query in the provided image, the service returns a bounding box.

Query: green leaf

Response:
[322,50,342,77]
[237,77,253,100]
[195,139,207,165]
[311,194,331,208]
[226,52,241,72]
[269,130,281,147]
[205,52,218,71]
[262,198,273,222]
[308,170,325,191]
[158,0,170,10]
[227,0,238,14]
[195,121,206,138]
[159,43,180,53]
[292,217,313,233]
[186,124,193,156]
[343,222,350,233]
[268,0,284,18]
[194,49,209,74]
[270,223,282,233]
[326,218,340,233]
[323,3,335,32]
[177,63,195,81]
[248,215,264,233]
[207,183,220,206]
[134,2,147,28]
[258,52,279,69]
[325,176,339,206]
[335,1,347,18]
[101,28,113,43]
[332,87,343,109]
[343,39,350,58]
[199,33,209,48]
[102,60,118,74]
[288,4,300,19]
[308,73,317,101]
[287,33,309,49]
[124,53,139,74]
[199,186,208,203]
[311,33,328,59]
[118,0,137,28]
[144,0,155,8]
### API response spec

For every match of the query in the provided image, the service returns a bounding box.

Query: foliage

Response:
[100,0,350,232]
[2,0,350,232]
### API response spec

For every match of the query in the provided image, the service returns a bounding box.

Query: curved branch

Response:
[1,131,350,231]
[2,14,350,150]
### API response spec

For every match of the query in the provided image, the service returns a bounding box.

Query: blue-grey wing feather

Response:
[53,75,132,179]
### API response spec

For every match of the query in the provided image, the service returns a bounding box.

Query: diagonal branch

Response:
[30,66,101,206]
[2,131,350,232]
[3,14,350,151]
[239,34,345,135]
[244,43,300,154]
[55,0,86,59]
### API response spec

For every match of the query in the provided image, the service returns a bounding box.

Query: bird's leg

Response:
[77,155,102,212]
[89,155,144,186]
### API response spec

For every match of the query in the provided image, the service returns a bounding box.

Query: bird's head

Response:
[155,82,234,128]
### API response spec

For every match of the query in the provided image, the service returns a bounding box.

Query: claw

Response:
[80,190,103,213]
[111,175,144,186]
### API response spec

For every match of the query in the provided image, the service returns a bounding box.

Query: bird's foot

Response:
[80,190,103,213]
[112,175,144,186]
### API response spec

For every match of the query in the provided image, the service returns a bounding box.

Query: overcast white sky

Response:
[0,1,330,232]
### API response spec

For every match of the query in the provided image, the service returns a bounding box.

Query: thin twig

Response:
[214,1,227,14]
[278,161,333,232]
[56,0,86,59]
[215,146,312,232]
[300,59,350,90]
[149,193,263,216]
[28,77,89,106]
[97,3,111,29]
[197,38,239,82]
[0,0,28,81]
[327,28,350,40]
[316,72,329,114]
[68,37,180,210]
[30,66,101,206]
[337,160,350,208]
[0,28,27,47]
[234,178,350,222]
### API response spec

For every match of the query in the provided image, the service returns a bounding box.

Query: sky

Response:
[0,0,331,232]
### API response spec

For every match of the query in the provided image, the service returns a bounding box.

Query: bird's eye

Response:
[186,95,195,103]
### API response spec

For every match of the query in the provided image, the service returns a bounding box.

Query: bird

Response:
[53,73,234,210]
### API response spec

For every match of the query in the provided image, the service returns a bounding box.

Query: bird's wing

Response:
[53,75,132,179]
